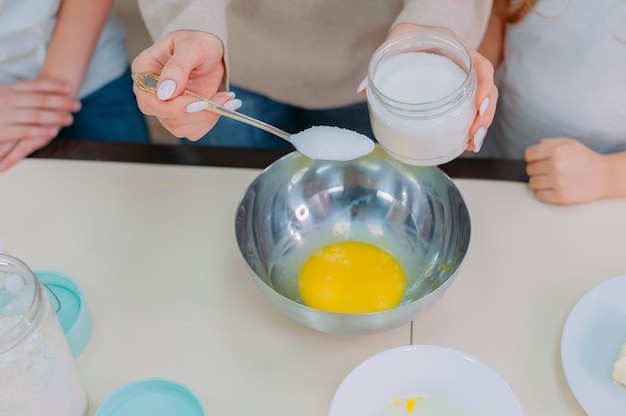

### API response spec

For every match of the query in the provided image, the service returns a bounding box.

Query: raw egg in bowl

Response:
[234,146,470,335]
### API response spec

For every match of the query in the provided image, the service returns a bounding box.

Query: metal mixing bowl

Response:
[234,146,470,335]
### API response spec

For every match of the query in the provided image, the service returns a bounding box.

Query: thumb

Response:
[155,52,195,101]
[155,32,225,101]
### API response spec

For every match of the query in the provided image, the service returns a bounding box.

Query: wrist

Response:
[602,153,626,199]
[38,68,80,97]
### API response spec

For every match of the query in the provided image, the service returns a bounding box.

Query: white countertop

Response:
[1,158,625,415]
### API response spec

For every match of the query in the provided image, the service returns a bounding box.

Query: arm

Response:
[39,0,113,96]
[0,0,109,172]
[392,0,492,48]
[138,0,230,42]
[477,1,506,69]
[525,138,626,204]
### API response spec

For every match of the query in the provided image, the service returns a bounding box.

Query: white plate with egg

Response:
[329,344,523,416]
[561,274,626,415]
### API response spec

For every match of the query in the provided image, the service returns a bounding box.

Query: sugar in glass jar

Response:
[366,29,477,166]
[0,254,88,416]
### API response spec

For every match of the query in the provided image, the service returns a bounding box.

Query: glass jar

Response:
[366,29,477,166]
[0,254,88,416]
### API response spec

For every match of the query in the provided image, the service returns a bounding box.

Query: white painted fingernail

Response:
[157,80,176,100]
[473,127,486,153]
[223,99,242,111]
[186,101,210,113]
[224,91,236,98]
[356,77,368,93]
[478,97,489,116]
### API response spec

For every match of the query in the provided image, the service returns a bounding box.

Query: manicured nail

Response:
[473,127,486,153]
[186,100,210,113]
[223,99,242,111]
[356,77,368,93]
[224,91,236,98]
[478,97,489,117]
[157,80,176,100]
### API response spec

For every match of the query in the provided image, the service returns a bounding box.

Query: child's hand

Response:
[0,78,80,172]
[0,79,79,142]
[525,137,609,204]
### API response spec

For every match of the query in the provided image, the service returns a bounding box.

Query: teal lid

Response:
[35,270,92,358]
[95,378,206,416]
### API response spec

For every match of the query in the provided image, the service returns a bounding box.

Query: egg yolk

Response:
[297,241,406,313]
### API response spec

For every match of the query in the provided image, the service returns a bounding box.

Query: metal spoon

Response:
[132,72,374,161]
[133,72,292,141]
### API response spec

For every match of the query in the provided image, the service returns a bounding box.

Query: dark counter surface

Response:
[30,139,529,182]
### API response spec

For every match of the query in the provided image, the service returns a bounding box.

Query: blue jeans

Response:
[58,69,150,143]
[182,85,374,148]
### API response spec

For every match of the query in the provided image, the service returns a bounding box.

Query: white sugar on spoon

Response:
[290,126,375,161]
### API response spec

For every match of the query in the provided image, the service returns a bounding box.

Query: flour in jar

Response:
[0,307,87,416]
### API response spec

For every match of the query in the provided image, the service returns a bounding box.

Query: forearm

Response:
[40,0,113,96]
[392,0,492,48]
[477,3,505,68]
[603,152,626,199]
[138,0,230,42]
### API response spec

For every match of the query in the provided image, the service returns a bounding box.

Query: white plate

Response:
[329,344,523,416]
[561,274,626,414]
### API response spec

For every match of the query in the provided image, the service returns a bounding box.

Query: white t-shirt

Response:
[480,0,626,159]
[0,0,129,99]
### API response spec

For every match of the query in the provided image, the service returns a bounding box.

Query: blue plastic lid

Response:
[35,270,92,358]
[95,378,206,416]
